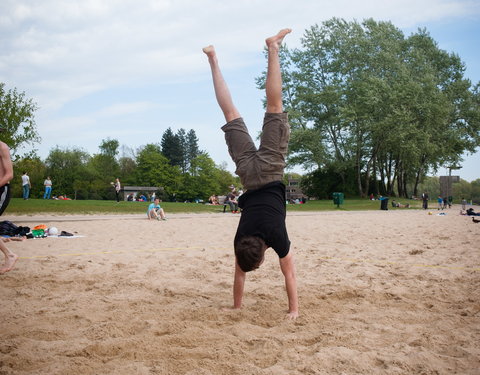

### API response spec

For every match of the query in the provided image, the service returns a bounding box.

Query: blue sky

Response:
[1,0,479,181]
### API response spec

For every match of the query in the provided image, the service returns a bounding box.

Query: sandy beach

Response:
[1,208,479,374]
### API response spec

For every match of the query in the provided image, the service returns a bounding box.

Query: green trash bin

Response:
[333,192,344,208]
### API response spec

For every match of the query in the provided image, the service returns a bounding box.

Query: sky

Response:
[1,0,479,181]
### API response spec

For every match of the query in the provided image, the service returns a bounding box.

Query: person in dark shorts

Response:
[203,29,298,319]
[0,128,19,273]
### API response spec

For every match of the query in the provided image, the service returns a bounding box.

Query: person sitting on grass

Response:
[147,198,167,221]
[392,200,410,208]
[224,191,239,213]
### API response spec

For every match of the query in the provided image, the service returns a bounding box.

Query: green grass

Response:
[4,197,422,215]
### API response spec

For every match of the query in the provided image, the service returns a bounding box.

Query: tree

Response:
[181,153,226,201]
[256,19,480,198]
[161,127,183,168]
[44,146,92,199]
[99,138,120,158]
[118,145,137,184]
[185,129,200,171]
[135,143,182,199]
[0,83,40,157]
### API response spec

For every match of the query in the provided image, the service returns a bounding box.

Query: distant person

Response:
[392,200,410,208]
[43,176,52,199]
[224,191,239,213]
[461,197,467,211]
[0,132,18,273]
[21,171,30,200]
[443,196,448,209]
[208,194,219,205]
[466,208,480,216]
[437,196,444,210]
[147,198,167,220]
[422,192,429,210]
[114,178,121,202]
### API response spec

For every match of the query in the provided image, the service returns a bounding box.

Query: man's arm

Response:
[233,260,246,309]
[0,143,13,187]
[279,251,299,319]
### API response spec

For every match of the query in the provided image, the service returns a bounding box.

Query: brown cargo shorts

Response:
[221,112,290,191]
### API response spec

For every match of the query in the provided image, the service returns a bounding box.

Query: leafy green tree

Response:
[0,83,40,157]
[118,145,137,185]
[181,153,225,201]
[85,139,121,199]
[99,138,120,158]
[135,143,182,199]
[470,178,480,204]
[257,18,480,198]
[452,179,472,202]
[44,147,92,199]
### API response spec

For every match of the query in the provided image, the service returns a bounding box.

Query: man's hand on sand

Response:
[285,311,299,320]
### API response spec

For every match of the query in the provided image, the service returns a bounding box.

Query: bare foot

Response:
[0,253,18,274]
[266,28,292,50]
[202,45,216,57]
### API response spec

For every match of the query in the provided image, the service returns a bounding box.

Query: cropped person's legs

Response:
[0,239,18,274]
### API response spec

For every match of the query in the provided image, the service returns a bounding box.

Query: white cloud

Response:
[1,0,479,177]
[96,101,158,118]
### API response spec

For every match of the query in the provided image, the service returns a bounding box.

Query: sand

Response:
[0,207,479,374]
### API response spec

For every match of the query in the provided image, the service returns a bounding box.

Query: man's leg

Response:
[265,29,291,113]
[254,29,292,187]
[204,45,260,189]
[203,45,241,123]
[0,238,18,274]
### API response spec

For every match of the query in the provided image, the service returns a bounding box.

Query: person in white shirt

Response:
[44,176,52,199]
[21,172,30,200]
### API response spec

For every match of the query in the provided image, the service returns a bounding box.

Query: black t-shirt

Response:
[234,181,290,258]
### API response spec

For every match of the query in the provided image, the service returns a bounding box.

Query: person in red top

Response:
[203,29,298,319]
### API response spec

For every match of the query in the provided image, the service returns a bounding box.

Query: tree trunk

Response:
[372,155,379,195]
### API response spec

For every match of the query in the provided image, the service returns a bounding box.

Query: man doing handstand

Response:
[203,29,298,319]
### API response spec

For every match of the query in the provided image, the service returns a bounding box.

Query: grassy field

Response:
[4,197,423,215]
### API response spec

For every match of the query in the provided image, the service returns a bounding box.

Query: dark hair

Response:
[234,235,266,272]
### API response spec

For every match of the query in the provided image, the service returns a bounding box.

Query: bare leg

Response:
[203,45,241,123]
[0,238,18,274]
[265,28,291,113]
